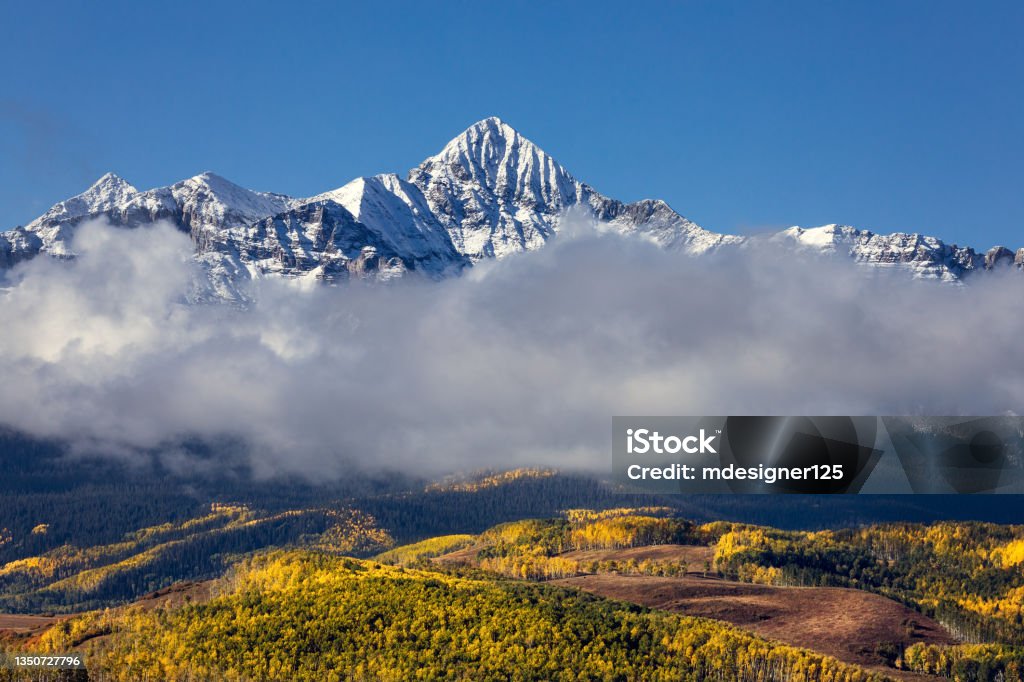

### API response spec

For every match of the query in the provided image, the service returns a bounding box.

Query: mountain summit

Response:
[409,117,585,259]
[25,172,138,230]
[409,117,735,261]
[2,117,1019,298]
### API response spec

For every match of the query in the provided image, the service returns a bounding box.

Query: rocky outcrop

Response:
[2,117,1019,297]
[985,246,1016,269]
[776,225,988,282]
[407,117,729,261]
[0,227,42,268]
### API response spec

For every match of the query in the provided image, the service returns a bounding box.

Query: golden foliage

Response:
[28,551,889,682]
[374,534,475,566]
[312,508,393,555]
[425,468,557,492]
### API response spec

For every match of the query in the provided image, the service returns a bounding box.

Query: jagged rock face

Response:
[7,169,465,299]
[777,225,985,282]
[2,117,1020,297]
[597,198,743,254]
[985,246,1016,269]
[309,174,467,274]
[22,172,297,258]
[407,117,728,260]
[215,198,455,285]
[150,173,296,249]
[0,227,43,268]
[408,117,594,260]
[22,173,141,258]
[111,172,296,252]
[26,172,139,230]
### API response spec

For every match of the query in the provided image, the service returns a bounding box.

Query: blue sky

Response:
[2,1,1021,247]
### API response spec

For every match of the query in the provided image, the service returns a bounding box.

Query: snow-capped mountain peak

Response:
[182,171,240,192]
[4,117,1020,299]
[165,171,297,229]
[301,173,464,267]
[414,116,581,212]
[13,170,301,262]
[430,116,566,186]
[409,117,735,261]
[777,224,855,250]
[26,172,139,231]
[774,223,984,281]
[86,172,139,203]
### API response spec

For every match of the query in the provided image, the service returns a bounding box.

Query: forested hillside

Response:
[19,551,886,682]
[710,522,1024,645]
[4,431,1024,682]
[5,426,1024,574]
[407,511,1024,681]
[5,508,1024,680]
[705,522,1024,679]
[0,505,392,613]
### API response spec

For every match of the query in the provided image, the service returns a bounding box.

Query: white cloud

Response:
[1,218,1022,478]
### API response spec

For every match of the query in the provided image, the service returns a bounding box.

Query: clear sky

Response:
[2,1,1021,248]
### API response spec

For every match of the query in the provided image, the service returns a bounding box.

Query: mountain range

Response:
[2,116,1020,301]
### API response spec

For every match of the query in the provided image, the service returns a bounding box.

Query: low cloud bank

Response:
[1,219,1022,478]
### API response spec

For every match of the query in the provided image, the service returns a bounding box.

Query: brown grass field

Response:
[0,580,214,650]
[0,613,63,635]
[560,543,715,569]
[441,543,953,680]
[553,571,951,680]
[1,545,953,679]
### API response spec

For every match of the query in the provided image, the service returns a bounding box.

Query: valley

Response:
[2,447,1024,680]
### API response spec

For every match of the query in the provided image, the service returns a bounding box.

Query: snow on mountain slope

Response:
[597,198,743,254]
[25,173,139,230]
[15,171,299,260]
[408,116,583,259]
[2,169,464,299]
[306,174,466,271]
[774,224,989,281]
[408,116,732,261]
[159,172,297,241]
[21,173,141,258]
[107,171,298,250]
[3,116,1020,297]
[0,227,43,268]
[213,190,464,287]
